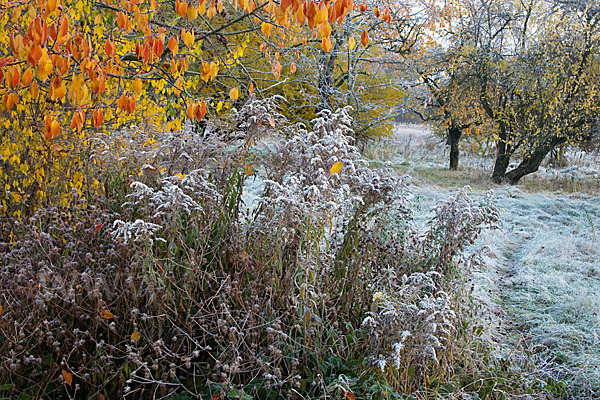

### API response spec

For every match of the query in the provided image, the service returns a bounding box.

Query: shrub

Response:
[1,97,507,399]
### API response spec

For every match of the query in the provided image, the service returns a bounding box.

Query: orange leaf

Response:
[176,0,188,17]
[59,16,69,40]
[10,67,20,88]
[131,331,141,343]
[99,310,114,319]
[330,161,343,175]
[345,391,355,400]
[361,30,369,46]
[44,116,60,141]
[21,67,33,86]
[92,108,104,128]
[195,100,206,121]
[29,45,42,66]
[104,39,115,58]
[30,80,39,97]
[290,62,296,73]
[186,102,196,120]
[127,96,136,114]
[246,163,254,176]
[0,304,3,316]
[117,11,128,30]
[168,36,178,57]
[62,369,73,386]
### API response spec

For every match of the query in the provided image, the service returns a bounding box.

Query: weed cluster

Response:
[0,98,526,399]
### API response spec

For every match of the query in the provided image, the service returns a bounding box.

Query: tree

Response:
[416,0,600,182]
[0,0,360,218]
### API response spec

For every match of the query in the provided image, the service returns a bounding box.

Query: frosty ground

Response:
[365,125,600,396]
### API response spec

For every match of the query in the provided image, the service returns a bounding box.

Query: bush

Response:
[1,97,512,399]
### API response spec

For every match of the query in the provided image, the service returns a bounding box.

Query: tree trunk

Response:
[492,152,510,183]
[491,123,511,183]
[317,36,341,112]
[448,124,462,170]
[505,138,565,184]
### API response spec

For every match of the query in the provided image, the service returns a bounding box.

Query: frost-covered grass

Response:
[364,124,600,397]
[365,124,600,195]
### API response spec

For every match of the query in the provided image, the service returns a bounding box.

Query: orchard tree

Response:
[417,0,600,182]
[396,0,487,170]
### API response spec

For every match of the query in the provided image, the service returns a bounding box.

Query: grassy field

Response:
[364,125,600,398]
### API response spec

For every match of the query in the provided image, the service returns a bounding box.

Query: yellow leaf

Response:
[99,310,114,319]
[216,101,224,112]
[62,369,73,386]
[187,4,198,20]
[261,22,272,37]
[321,37,331,52]
[348,36,356,50]
[330,161,343,175]
[229,87,239,101]
[319,22,331,38]
[133,78,142,94]
[131,331,141,343]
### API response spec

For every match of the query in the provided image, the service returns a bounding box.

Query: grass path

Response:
[367,125,600,398]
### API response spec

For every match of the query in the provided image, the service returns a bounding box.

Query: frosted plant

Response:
[228,94,287,143]
[255,106,407,238]
[110,219,165,245]
[122,171,219,225]
[428,187,500,269]
[362,271,455,377]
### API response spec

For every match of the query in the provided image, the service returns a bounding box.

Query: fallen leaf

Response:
[99,310,114,319]
[330,161,343,175]
[131,331,141,343]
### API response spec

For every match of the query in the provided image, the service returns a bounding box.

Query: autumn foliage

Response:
[0,0,361,218]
